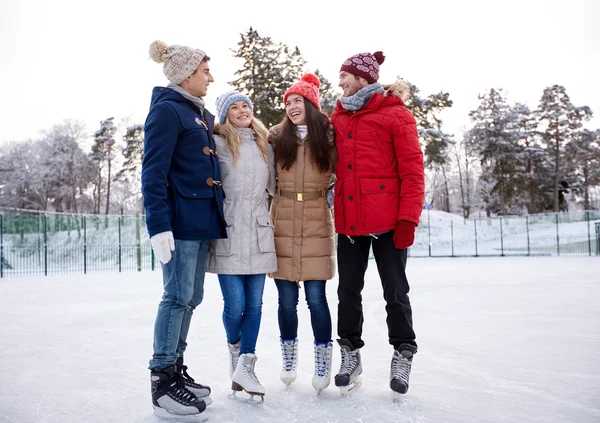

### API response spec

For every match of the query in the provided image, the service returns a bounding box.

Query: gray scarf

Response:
[167,83,206,115]
[340,83,385,112]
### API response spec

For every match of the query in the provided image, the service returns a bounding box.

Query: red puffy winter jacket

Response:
[331,87,424,236]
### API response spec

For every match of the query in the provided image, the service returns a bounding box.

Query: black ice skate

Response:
[390,344,416,398]
[334,339,362,396]
[150,365,207,420]
[175,358,212,406]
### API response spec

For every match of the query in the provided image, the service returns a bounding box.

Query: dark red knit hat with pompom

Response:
[284,73,321,110]
[340,51,385,84]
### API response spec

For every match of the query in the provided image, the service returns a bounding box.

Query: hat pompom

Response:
[373,51,386,65]
[149,40,168,63]
[301,73,321,89]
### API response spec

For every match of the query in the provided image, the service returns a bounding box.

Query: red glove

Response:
[393,220,416,249]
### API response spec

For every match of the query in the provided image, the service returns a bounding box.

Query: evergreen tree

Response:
[230,27,305,127]
[115,124,144,183]
[468,88,526,215]
[537,85,592,212]
[314,69,339,116]
[90,117,117,214]
[565,129,600,210]
[513,103,547,213]
[402,80,454,211]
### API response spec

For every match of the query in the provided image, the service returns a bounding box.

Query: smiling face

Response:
[226,100,252,128]
[180,60,214,97]
[285,94,306,125]
[338,71,369,97]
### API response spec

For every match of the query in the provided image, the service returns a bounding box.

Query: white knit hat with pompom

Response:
[149,40,207,85]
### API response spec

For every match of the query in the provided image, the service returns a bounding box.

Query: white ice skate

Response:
[229,353,265,404]
[227,341,241,378]
[280,338,298,388]
[312,341,333,394]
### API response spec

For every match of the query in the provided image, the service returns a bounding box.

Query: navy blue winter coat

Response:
[141,87,226,240]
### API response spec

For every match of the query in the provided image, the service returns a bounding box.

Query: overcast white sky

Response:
[1,0,599,143]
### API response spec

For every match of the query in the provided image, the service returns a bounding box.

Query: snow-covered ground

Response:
[1,256,599,423]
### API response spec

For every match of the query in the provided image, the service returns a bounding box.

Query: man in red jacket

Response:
[330,51,424,396]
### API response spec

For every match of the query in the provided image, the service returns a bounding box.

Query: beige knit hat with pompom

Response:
[149,40,207,85]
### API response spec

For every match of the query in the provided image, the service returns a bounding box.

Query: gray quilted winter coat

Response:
[206,127,277,274]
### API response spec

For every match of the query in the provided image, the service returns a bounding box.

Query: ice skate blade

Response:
[392,391,406,403]
[228,390,265,404]
[339,378,362,396]
[153,406,208,422]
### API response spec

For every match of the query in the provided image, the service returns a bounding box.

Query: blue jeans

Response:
[274,279,332,343]
[218,274,266,354]
[149,239,209,371]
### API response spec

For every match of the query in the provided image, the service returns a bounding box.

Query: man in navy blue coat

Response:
[142,40,226,418]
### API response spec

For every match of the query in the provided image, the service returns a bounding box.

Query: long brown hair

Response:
[274,100,333,173]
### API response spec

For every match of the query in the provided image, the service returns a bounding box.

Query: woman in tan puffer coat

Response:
[268,73,336,394]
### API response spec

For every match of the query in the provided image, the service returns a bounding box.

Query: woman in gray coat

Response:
[206,91,276,402]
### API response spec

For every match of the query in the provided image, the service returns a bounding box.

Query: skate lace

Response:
[180,364,196,384]
[314,344,330,377]
[167,374,198,405]
[281,340,296,371]
[243,356,261,386]
[391,354,411,382]
[339,347,358,375]
[228,344,240,376]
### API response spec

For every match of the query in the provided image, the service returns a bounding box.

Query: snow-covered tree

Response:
[230,27,305,127]
[90,117,117,214]
[565,129,600,210]
[400,81,454,210]
[40,120,94,213]
[314,69,339,116]
[468,89,526,215]
[537,85,592,212]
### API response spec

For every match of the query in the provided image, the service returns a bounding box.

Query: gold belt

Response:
[278,189,326,202]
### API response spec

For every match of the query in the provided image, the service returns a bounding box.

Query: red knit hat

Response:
[284,73,321,110]
[340,51,385,84]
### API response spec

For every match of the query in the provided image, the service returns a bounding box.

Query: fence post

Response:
[0,214,3,278]
[556,213,560,256]
[118,216,122,273]
[526,215,530,256]
[587,211,592,256]
[83,216,87,274]
[474,219,478,257]
[500,218,504,256]
[451,220,454,257]
[136,213,142,271]
[427,208,432,257]
[43,215,48,276]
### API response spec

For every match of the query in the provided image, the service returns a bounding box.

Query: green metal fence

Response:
[0,210,599,278]
[0,213,155,278]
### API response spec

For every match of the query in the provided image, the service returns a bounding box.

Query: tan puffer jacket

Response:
[268,124,336,282]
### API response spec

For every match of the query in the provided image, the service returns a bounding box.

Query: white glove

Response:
[150,231,175,265]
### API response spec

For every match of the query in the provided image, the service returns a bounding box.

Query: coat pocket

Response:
[359,178,400,227]
[213,215,234,256]
[172,186,214,234]
[256,216,275,253]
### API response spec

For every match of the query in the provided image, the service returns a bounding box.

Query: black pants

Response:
[337,230,416,350]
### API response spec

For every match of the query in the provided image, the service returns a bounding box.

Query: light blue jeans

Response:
[218,274,266,354]
[149,239,209,371]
